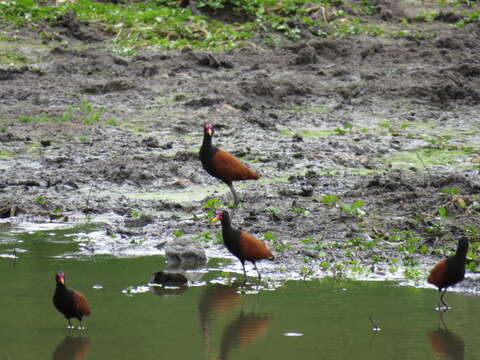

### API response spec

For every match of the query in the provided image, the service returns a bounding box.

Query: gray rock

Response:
[165,236,207,265]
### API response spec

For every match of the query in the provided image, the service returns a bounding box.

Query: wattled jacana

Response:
[428,237,469,311]
[53,272,91,329]
[200,124,260,207]
[212,210,274,284]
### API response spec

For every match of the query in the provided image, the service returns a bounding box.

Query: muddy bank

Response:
[0,2,479,287]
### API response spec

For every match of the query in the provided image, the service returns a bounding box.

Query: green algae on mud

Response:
[279,128,338,137]
[385,148,476,170]
[127,177,288,204]
[128,185,228,203]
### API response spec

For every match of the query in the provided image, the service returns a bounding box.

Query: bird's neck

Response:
[202,134,212,150]
[55,283,70,298]
[456,245,468,260]
[221,217,237,242]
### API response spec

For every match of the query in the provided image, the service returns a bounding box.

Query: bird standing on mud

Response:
[212,210,274,284]
[427,237,469,311]
[200,124,260,207]
[53,272,91,329]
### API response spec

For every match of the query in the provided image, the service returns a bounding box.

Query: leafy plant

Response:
[172,230,184,238]
[321,194,341,206]
[18,100,104,124]
[320,260,330,271]
[438,206,447,218]
[194,231,212,242]
[215,231,223,244]
[267,207,280,215]
[130,237,146,245]
[203,197,224,217]
[340,200,365,217]
[0,0,442,53]
[300,236,314,244]
[291,207,307,215]
[34,195,49,206]
[441,186,461,195]
[129,209,141,218]
[404,267,422,282]
[299,265,313,280]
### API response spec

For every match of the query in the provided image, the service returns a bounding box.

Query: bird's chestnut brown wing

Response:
[428,259,448,288]
[238,232,273,262]
[73,290,91,316]
[212,150,259,181]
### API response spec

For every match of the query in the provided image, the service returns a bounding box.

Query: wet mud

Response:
[0,2,479,286]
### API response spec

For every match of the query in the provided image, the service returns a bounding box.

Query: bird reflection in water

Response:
[427,311,464,360]
[198,283,273,360]
[199,284,242,357]
[218,310,273,360]
[52,335,90,360]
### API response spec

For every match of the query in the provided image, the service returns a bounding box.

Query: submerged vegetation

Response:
[1,0,479,54]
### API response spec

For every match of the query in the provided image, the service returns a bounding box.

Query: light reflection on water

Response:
[0,225,479,360]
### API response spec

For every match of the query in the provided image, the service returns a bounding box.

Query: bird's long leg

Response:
[228,183,239,208]
[253,262,261,282]
[67,319,73,329]
[440,289,450,311]
[435,290,442,311]
[241,262,247,287]
[79,319,85,330]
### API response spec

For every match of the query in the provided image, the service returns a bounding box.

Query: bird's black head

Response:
[204,124,214,137]
[457,237,469,256]
[55,272,65,285]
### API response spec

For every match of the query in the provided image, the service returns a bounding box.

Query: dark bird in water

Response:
[212,210,274,284]
[200,124,260,207]
[428,237,469,311]
[53,272,91,330]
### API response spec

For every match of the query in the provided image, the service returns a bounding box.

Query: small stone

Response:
[165,236,207,265]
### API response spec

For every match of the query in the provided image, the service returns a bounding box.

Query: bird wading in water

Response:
[53,272,91,330]
[427,237,469,311]
[212,210,274,285]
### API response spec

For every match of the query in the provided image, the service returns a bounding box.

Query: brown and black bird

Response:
[428,237,469,311]
[212,210,274,284]
[200,124,260,207]
[53,272,91,330]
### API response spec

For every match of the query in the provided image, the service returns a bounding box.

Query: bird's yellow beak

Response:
[207,129,212,136]
[59,277,64,285]
[211,215,219,222]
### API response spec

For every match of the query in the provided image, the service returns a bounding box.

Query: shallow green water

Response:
[0,224,479,360]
